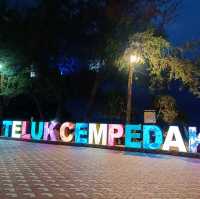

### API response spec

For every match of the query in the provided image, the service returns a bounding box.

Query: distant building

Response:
[144,110,156,124]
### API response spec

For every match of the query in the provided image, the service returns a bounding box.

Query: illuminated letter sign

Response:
[1,120,200,155]
[143,125,163,150]
[125,124,142,148]
[31,122,44,140]
[108,124,124,146]
[60,122,75,143]
[162,126,187,152]
[21,121,31,140]
[2,121,13,137]
[189,127,200,153]
[43,121,58,141]
[89,123,107,145]
[75,123,88,144]
[12,121,22,138]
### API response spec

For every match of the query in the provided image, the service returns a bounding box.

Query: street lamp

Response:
[126,54,141,123]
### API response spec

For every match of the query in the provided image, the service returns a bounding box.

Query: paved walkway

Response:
[0,140,199,199]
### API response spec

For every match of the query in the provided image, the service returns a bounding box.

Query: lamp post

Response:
[0,64,4,120]
[0,64,4,93]
[126,55,141,123]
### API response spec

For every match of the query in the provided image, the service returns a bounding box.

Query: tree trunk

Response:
[31,94,44,120]
[56,101,62,121]
[126,63,134,123]
[0,96,4,121]
[55,94,65,121]
[85,74,101,120]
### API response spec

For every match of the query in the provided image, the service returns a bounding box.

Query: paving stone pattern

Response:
[0,140,200,199]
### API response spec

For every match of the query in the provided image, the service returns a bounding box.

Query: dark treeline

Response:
[0,0,199,124]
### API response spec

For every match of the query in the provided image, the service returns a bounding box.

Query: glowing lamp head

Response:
[0,64,3,70]
[130,55,141,64]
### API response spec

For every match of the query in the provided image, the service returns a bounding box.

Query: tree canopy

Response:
[119,29,200,97]
[0,0,199,121]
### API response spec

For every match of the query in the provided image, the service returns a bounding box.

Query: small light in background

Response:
[30,64,36,78]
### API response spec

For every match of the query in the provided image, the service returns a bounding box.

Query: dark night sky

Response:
[7,0,200,45]
[166,0,200,123]
[6,0,200,47]
[6,0,38,9]
[167,0,200,45]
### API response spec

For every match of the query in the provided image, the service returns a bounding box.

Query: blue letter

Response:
[143,125,163,150]
[2,121,13,137]
[75,123,89,144]
[31,122,44,140]
[189,127,200,153]
[125,124,142,148]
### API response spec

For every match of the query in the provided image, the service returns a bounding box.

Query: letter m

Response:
[89,123,108,145]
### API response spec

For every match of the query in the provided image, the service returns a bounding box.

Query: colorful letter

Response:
[143,125,163,150]
[60,122,74,143]
[89,123,107,145]
[12,121,22,138]
[21,121,31,139]
[162,126,187,152]
[108,124,124,146]
[189,127,200,153]
[75,123,88,144]
[125,124,142,148]
[2,120,13,137]
[31,122,44,140]
[43,121,58,141]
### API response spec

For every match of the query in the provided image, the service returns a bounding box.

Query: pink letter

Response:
[43,121,58,141]
[21,121,31,139]
[108,124,124,146]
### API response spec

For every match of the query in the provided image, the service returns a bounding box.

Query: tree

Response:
[14,0,182,121]
[102,90,126,122]
[84,0,182,119]
[121,29,200,97]
[2,0,199,123]
[153,95,178,124]
[0,47,30,119]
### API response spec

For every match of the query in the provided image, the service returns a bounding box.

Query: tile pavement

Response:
[0,140,200,199]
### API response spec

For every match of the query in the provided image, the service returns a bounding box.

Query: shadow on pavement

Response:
[180,156,200,164]
[123,151,171,159]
